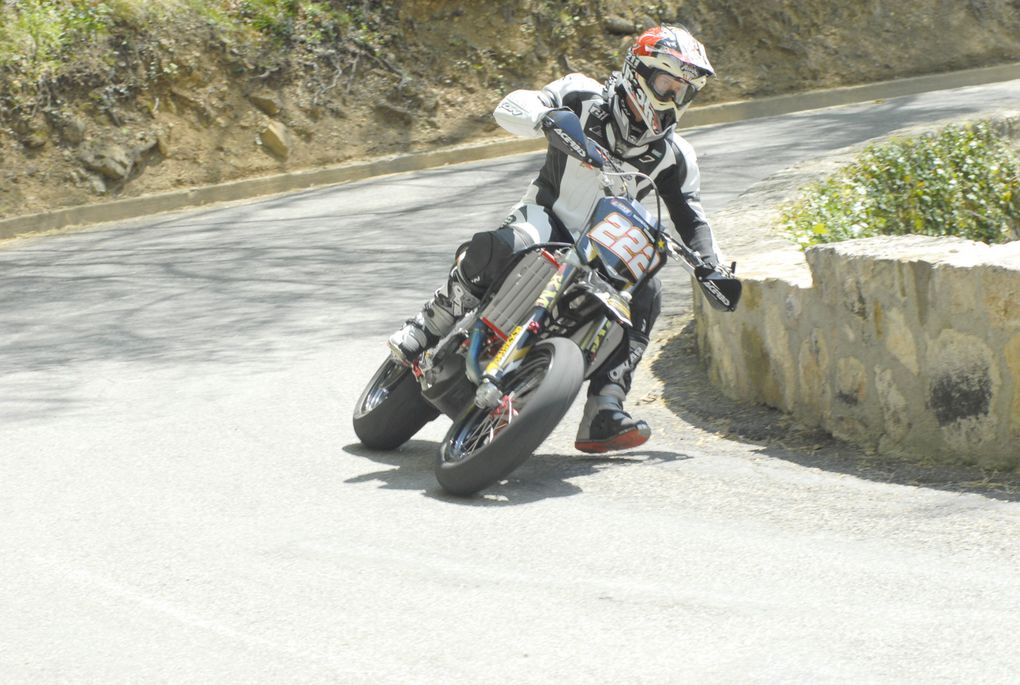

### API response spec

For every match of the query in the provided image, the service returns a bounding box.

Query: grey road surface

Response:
[4,80,1020,683]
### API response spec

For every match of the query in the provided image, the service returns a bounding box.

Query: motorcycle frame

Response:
[465,196,673,395]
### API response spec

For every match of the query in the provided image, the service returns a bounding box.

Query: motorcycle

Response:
[353,109,741,496]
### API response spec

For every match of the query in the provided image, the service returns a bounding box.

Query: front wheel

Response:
[435,337,585,496]
[353,357,439,450]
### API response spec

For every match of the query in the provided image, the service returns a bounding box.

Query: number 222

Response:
[589,213,656,277]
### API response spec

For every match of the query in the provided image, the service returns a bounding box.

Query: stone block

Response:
[249,91,282,116]
[706,322,739,392]
[829,414,873,448]
[925,330,995,424]
[875,367,910,448]
[77,142,133,180]
[739,325,773,405]
[260,121,292,159]
[56,114,86,146]
[925,329,1000,454]
[797,329,830,423]
[604,16,636,34]
[981,266,1020,331]
[1006,333,1020,439]
[882,305,919,375]
[839,272,867,320]
[763,298,795,411]
[835,356,867,406]
[905,259,934,328]
[739,280,762,312]
[938,264,985,324]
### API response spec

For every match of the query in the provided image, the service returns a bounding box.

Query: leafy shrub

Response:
[0,0,354,57]
[0,0,110,79]
[782,122,1020,248]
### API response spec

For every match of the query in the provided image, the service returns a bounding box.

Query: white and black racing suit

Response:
[457,72,722,407]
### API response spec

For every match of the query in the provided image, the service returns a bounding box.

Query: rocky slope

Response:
[3,0,1020,219]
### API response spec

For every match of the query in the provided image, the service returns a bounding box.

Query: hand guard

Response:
[540,109,605,169]
[695,262,742,313]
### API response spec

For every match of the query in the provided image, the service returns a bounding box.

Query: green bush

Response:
[0,0,353,54]
[782,122,1020,249]
[0,0,110,79]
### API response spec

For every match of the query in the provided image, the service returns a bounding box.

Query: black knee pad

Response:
[459,229,516,291]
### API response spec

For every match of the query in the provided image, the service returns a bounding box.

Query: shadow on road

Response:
[341,441,691,505]
[652,317,1020,503]
[0,154,539,384]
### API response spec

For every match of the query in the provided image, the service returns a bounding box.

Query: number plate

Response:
[588,212,656,279]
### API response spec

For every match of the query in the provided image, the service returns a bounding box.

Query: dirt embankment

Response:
[3,0,1020,220]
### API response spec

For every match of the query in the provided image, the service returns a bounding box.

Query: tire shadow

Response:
[341,441,692,505]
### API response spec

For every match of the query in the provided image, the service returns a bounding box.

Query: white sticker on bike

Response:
[588,212,656,278]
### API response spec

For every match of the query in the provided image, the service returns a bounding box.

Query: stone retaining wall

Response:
[694,114,1020,470]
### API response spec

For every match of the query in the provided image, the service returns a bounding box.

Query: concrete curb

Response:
[3,60,1020,241]
[0,136,543,240]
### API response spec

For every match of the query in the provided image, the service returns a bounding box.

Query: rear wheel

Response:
[435,338,584,496]
[353,357,439,450]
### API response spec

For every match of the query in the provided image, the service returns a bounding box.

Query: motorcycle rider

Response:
[389,25,731,453]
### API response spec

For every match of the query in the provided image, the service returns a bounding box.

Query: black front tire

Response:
[353,357,439,450]
[435,337,585,496]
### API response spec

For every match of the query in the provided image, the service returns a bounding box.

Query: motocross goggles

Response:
[646,69,698,107]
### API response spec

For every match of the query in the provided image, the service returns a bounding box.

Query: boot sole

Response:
[574,426,651,454]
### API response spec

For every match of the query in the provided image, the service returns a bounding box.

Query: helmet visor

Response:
[647,69,697,107]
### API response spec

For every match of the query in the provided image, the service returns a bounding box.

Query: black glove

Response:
[695,261,727,281]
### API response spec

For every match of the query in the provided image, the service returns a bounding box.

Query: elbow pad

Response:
[493,90,554,138]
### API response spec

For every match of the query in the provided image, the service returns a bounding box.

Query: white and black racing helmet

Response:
[607,25,714,148]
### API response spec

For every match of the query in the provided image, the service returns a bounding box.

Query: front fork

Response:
[472,260,577,408]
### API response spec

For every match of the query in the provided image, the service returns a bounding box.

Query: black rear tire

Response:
[353,357,439,450]
[435,337,584,496]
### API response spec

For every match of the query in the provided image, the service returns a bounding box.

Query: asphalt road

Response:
[4,80,1020,683]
